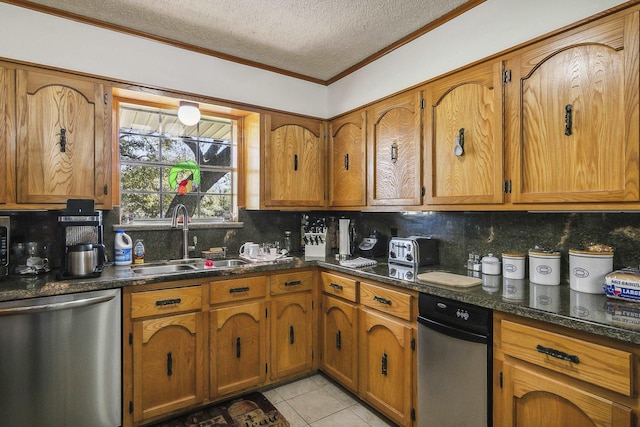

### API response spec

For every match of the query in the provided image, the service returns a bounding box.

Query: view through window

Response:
[118,101,237,221]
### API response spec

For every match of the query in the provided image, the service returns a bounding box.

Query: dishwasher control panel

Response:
[418,293,491,335]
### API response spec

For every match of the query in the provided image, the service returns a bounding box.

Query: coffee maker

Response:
[57,199,105,278]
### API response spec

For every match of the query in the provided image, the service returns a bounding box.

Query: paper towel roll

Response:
[339,218,350,255]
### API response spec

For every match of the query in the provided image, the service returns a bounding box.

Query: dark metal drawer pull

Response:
[373,296,392,305]
[536,344,580,364]
[336,330,342,350]
[285,280,302,287]
[344,153,349,170]
[381,352,388,376]
[229,287,250,293]
[167,352,173,376]
[236,337,241,358]
[59,128,67,153]
[330,283,343,291]
[564,104,573,136]
[156,298,181,306]
[289,325,295,344]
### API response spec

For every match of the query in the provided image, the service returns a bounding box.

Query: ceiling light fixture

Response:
[178,101,201,126]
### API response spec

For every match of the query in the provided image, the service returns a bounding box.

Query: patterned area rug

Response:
[151,392,290,427]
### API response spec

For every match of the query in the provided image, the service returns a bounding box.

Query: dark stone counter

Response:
[1,257,639,344]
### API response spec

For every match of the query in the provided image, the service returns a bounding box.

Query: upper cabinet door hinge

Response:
[503,69,512,84]
[421,186,425,197]
[103,93,108,104]
[420,98,425,109]
[411,338,416,351]
[504,179,512,194]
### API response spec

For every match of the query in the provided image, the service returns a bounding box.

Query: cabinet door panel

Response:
[359,308,413,426]
[425,61,503,204]
[16,69,110,205]
[368,91,422,206]
[506,363,632,427]
[210,302,266,398]
[133,312,204,422]
[322,295,358,392]
[329,110,366,207]
[264,114,324,207]
[510,13,639,203]
[270,293,313,380]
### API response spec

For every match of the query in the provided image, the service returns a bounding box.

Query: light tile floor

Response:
[264,374,395,427]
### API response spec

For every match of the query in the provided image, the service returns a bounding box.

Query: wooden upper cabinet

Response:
[15,68,112,207]
[263,113,325,208]
[367,91,423,206]
[328,110,366,207]
[506,11,640,204]
[424,61,504,205]
[0,66,11,205]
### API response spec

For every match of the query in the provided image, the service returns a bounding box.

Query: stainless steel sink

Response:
[209,259,247,268]
[131,263,199,275]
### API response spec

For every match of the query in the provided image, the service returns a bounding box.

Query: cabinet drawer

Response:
[131,286,202,319]
[359,281,412,321]
[209,276,267,304]
[321,271,357,302]
[501,320,633,396]
[270,270,314,295]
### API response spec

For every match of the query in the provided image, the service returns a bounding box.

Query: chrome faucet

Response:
[171,204,195,259]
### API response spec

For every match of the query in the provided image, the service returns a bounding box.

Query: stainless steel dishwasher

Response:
[0,288,121,427]
[417,293,492,427]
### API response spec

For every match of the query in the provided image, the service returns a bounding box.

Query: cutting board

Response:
[416,271,482,287]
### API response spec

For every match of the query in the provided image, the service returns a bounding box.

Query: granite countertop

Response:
[1,256,639,344]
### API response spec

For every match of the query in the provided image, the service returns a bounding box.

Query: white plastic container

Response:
[502,252,526,279]
[569,246,613,294]
[529,249,561,285]
[114,229,133,266]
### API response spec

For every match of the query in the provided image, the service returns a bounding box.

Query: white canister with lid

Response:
[481,254,501,275]
[529,248,561,285]
[502,252,526,279]
[569,245,613,294]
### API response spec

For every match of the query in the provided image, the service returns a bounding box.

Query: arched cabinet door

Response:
[424,60,504,205]
[367,91,423,206]
[264,113,325,208]
[507,12,639,204]
[15,67,111,206]
[503,363,632,427]
[328,110,367,207]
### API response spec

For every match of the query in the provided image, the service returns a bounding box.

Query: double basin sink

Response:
[131,258,248,275]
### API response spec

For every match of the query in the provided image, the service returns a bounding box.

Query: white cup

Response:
[239,242,254,256]
[246,243,260,258]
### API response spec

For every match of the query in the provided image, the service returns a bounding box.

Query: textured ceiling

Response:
[8,0,475,83]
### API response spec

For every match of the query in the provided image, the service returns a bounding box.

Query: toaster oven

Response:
[388,236,438,267]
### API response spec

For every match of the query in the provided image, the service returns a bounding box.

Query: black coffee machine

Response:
[56,199,105,278]
[358,229,388,258]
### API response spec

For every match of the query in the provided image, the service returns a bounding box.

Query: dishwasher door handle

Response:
[0,294,115,316]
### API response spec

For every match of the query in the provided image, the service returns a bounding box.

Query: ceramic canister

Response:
[529,248,561,285]
[502,252,526,279]
[569,245,613,294]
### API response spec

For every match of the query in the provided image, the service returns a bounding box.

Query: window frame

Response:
[114,96,243,223]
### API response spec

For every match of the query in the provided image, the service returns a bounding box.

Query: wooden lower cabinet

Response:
[123,271,316,427]
[321,294,358,392]
[127,285,205,424]
[360,308,414,427]
[270,292,314,380]
[494,312,639,427]
[209,301,267,398]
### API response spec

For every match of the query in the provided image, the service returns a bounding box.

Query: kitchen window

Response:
[117,100,238,222]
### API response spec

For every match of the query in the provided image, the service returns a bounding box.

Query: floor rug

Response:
[150,392,290,427]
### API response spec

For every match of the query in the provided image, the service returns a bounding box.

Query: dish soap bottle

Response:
[133,239,145,265]
[114,229,133,266]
